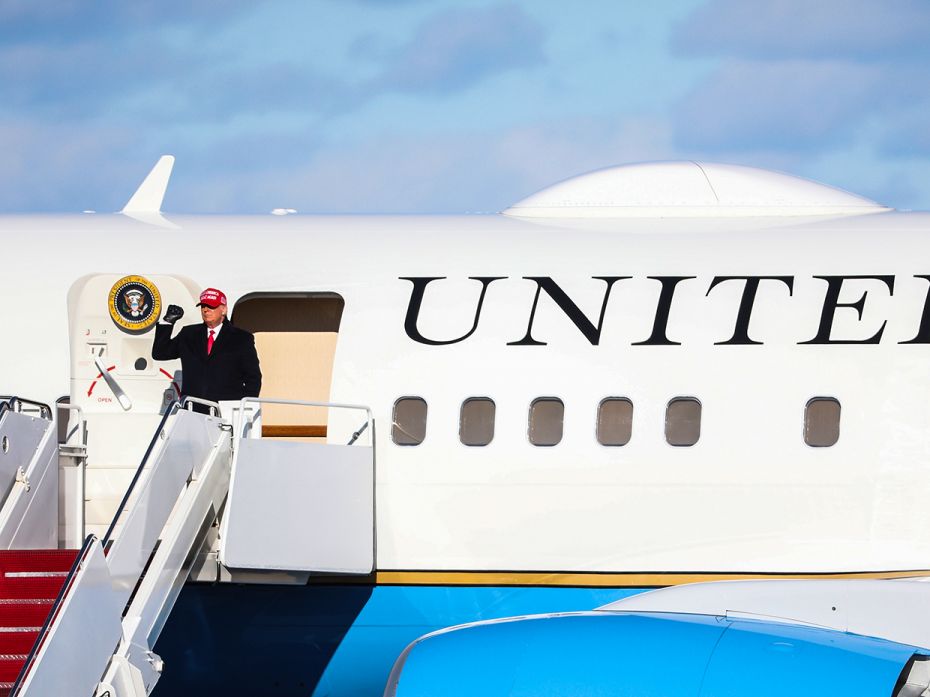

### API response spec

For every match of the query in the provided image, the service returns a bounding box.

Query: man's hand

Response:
[163,304,184,325]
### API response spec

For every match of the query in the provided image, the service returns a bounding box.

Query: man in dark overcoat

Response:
[152,287,261,405]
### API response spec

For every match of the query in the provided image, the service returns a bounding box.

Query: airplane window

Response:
[597,398,633,446]
[805,397,840,447]
[666,398,701,447]
[392,397,427,446]
[460,398,495,446]
[529,398,564,446]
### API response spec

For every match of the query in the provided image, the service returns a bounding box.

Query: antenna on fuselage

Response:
[121,155,178,227]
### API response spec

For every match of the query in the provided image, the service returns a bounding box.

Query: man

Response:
[152,288,261,406]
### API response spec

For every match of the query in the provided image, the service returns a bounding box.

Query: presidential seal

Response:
[108,275,161,332]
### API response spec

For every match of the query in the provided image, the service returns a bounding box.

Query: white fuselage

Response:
[3,209,930,574]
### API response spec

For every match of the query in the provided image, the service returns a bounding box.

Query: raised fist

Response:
[163,304,184,324]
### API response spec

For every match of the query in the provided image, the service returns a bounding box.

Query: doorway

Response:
[233,294,344,440]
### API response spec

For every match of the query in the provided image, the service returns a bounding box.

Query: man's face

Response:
[201,303,226,328]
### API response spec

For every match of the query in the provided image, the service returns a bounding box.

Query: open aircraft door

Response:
[219,398,375,575]
[66,273,203,537]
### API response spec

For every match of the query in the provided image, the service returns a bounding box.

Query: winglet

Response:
[122,155,175,213]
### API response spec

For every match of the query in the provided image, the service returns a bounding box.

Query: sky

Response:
[0,0,929,214]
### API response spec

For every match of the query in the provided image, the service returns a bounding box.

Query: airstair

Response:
[0,394,375,697]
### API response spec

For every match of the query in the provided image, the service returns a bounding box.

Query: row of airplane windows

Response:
[391,396,841,448]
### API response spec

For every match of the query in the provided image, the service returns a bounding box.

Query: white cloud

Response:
[0,119,141,212]
[666,0,930,211]
[673,60,884,151]
[0,0,253,39]
[166,115,673,213]
[674,0,930,59]
[372,3,545,94]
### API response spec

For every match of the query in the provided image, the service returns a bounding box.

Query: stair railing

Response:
[57,401,87,546]
[237,397,374,445]
[0,396,52,420]
[181,396,221,416]
[102,401,180,550]
[102,398,225,550]
[56,398,85,445]
[105,399,227,601]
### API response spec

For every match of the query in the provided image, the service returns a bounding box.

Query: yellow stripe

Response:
[374,570,930,587]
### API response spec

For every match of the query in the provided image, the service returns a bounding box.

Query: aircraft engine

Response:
[383,611,930,697]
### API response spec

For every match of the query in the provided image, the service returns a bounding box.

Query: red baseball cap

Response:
[197,288,227,308]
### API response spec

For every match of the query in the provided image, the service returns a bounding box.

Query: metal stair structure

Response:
[0,394,375,696]
[0,397,231,696]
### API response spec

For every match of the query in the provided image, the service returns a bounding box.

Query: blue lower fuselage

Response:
[152,583,645,696]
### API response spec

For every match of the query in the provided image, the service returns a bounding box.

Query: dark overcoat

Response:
[152,320,261,402]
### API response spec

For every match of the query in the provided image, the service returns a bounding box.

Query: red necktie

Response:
[207,329,215,355]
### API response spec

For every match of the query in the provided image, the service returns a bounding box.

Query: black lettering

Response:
[508,277,628,346]
[800,275,895,345]
[900,275,930,344]
[632,276,695,346]
[402,276,504,345]
[707,276,794,345]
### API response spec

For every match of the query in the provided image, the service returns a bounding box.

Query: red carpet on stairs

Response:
[0,550,78,697]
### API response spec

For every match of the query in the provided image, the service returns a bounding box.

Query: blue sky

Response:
[1,0,928,213]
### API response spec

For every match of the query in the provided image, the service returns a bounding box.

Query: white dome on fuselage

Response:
[503,161,889,218]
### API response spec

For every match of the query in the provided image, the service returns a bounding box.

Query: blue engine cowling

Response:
[384,611,929,697]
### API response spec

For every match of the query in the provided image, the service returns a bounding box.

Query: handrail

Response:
[238,397,373,444]
[348,420,369,446]
[9,534,97,697]
[56,401,86,445]
[0,396,52,420]
[56,402,88,544]
[181,396,221,416]
[102,401,180,548]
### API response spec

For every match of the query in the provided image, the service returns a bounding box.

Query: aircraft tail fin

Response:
[121,155,175,214]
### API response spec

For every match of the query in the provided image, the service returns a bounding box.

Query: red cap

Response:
[197,288,227,308]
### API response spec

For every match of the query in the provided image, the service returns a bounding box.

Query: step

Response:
[0,601,54,629]
[0,574,67,601]
[0,550,77,573]
[0,550,76,609]
[0,631,39,656]
[0,655,28,684]
[0,636,39,694]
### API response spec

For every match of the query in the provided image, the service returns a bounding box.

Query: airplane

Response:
[0,156,929,696]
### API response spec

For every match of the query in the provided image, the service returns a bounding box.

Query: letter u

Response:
[401,277,504,345]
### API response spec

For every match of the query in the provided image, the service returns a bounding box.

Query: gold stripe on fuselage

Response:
[372,570,930,587]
